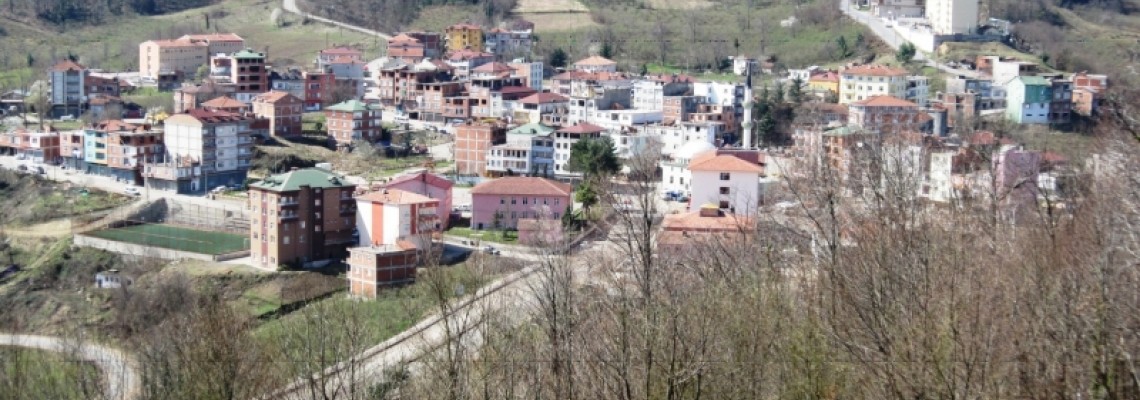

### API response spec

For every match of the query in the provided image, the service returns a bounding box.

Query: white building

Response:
[639,122,721,159]
[154,109,255,192]
[839,64,909,104]
[906,75,930,107]
[926,0,980,35]
[688,153,765,215]
[508,60,544,91]
[486,122,556,176]
[355,188,440,251]
[732,56,758,76]
[631,77,692,112]
[925,150,956,202]
[587,109,663,131]
[660,141,717,196]
[692,81,746,109]
[553,122,606,176]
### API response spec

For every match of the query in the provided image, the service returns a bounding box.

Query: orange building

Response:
[454,121,507,176]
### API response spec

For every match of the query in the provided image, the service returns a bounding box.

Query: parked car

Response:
[123,187,140,196]
[482,245,501,256]
[210,186,227,194]
[16,164,27,172]
[34,166,46,175]
[14,153,26,160]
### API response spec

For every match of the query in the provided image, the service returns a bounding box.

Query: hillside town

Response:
[1,0,1137,397]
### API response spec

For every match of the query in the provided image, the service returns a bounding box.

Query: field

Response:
[86,224,248,255]
[0,346,103,400]
[0,170,133,227]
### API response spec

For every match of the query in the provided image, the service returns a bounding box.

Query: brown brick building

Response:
[324,100,383,150]
[454,121,507,176]
[251,91,304,137]
[248,168,358,271]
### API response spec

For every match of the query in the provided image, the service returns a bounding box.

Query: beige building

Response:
[139,33,245,79]
[248,168,358,271]
[839,64,909,104]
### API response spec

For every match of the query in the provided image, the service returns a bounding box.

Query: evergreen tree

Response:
[896,42,916,64]
[549,48,568,68]
[771,81,785,103]
[566,137,620,179]
[837,36,851,58]
[600,41,614,59]
[789,77,804,104]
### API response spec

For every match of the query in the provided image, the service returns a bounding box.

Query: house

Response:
[387,34,428,62]
[484,27,534,58]
[105,122,163,185]
[1070,72,1108,116]
[251,91,304,137]
[1005,75,1053,124]
[661,140,718,197]
[445,23,485,52]
[688,150,766,214]
[48,60,88,118]
[573,56,618,73]
[201,95,250,114]
[553,122,607,176]
[302,71,336,111]
[808,71,841,94]
[146,109,256,193]
[515,92,568,124]
[139,33,245,79]
[347,187,441,297]
[317,46,363,68]
[383,171,455,229]
[248,168,357,270]
[87,95,124,121]
[839,64,909,104]
[470,177,572,230]
[95,270,130,289]
[486,122,556,178]
[446,49,496,78]
[847,95,925,133]
[173,81,237,113]
[658,205,755,255]
[455,121,508,176]
[325,100,383,150]
[208,49,269,103]
[991,59,1039,87]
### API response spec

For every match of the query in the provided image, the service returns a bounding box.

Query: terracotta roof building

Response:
[573,55,618,73]
[249,168,357,271]
[251,91,304,137]
[470,177,572,230]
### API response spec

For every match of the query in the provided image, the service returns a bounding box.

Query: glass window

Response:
[720,173,730,180]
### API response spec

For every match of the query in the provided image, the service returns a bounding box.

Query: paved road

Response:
[839,0,988,79]
[281,0,391,40]
[0,334,140,400]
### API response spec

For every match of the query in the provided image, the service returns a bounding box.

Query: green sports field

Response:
[86,224,249,255]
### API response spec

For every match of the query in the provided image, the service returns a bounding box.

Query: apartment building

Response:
[515,92,568,124]
[847,95,925,133]
[48,60,88,118]
[445,23,484,52]
[632,75,693,112]
[553,122,606,176]
[248,168,357,271]
[325,100,383,150]
[507,60,544,91]
[105,123,163,184]
[139,33,244,79]
[484,28,534,58]
[455,121,508,175]
[348,188,438,297]
[446,49,495,78]
[0,129,61,164]
[839,64,909,104]
[926,0,980,35]
[302,71,336,111]
[316,46,363,68]
[486,122,556,177]
[173,81,237,113]
[387,34,428,62]
[383,171,454,229]
[148,109,255,193]
[209,49,269,103]
[470,177,572,230]
[688,151,766,214]
[251,91,304,137]
[1005,75,1053,124]
[201,96,250,114]
[1071,72,1108,116]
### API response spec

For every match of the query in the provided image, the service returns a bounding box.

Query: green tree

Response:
[640,63,649,76]
[896,42,916,64]
[789,77,805,104]
[575,180,598,212]
[549,48,568,68]
[771,81,785,103]
[600,41,614,59]
[194,64,210,81]
[758,112,778,145]
[854,31,866,51]
[836,36,851,58]
[566,137,620,179]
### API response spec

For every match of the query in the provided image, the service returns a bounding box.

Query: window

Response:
[284,236,290,244]
[500,197,505,204]
[720,173,730,180]
[523,197,528,205]
[511,197,517,204]
[316,212,321,219]
[299,235,305,243]
[720,187,730,195]
[719,201,730,209]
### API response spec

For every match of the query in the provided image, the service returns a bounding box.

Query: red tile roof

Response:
[809,71,840,82]
[851,95,918,107]
[472,62,515,74]
[661,208,755,232]
[51,60,86,72]
[357,188,438,205]
[471,177,572,197]
[201,96,246,109]
[557,122,606,134]
[499,86,537,96]
[181,33,244,42]
[320,46,362,55]
[841,64,908,77]
[447,49,494,61]
[384,171,454,190]
[388,34,422,44]
[184,108,251,123]
[149,39,206,48]
[252,91,301,104]
[573,55,617,67]
[689,153,763,173]
[519,92,568,104]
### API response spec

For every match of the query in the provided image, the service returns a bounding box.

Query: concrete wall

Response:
[75,234,214,261]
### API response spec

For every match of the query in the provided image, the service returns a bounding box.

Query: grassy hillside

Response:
[0,0,383,89]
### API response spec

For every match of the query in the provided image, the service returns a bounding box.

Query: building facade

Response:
[926,0,980,35]
[455,122,507,176]
[839,64,909,104]
[325,100,383,150]
[470,177,572,230]
[251,91,304,137]
[147,109,255,193]
[248,168,357,270]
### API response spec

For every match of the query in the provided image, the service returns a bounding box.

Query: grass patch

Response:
[0,170,132,226]
[446,227,519,244]
[86,224,248,255]
[0,346,103,400]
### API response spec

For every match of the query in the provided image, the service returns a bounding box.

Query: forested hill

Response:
[1,0,220,26]
[296,0,517,33]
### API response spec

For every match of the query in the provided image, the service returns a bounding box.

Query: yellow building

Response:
[838,64,909,104]
[445,23,484,52]
[808,71,841,94]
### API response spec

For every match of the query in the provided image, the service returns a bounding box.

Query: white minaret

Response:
[740,62,754,148]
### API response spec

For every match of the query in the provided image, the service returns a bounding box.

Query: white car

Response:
[123,187,141,196]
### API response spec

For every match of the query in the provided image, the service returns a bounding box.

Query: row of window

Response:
[499,197,561,206]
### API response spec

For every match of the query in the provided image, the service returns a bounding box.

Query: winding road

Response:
[281,0,391,40]
[0,334,140,400]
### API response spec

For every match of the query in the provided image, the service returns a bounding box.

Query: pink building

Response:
[383,171,455,228]
[470,177,571,230]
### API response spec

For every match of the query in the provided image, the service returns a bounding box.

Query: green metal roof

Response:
[325,100,379,112]
[507,122,555,136]
[1016,75,1050,86]
[249,168,354,192]
[232,49,265,59]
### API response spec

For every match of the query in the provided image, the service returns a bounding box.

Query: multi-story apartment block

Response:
[486,122,556,177]
[871,0,924,18]
[470,177,572,230]
[248,168,357,271]
[455,122,508,176]
[1005,75,1054,124]
[484,28,534,58]
[173,81,237,113]
[139,33,244,79]
[566,84,633,124]
[209,49,268,103]
[808,71,841,94]
[147,109,255,193]
[445,49,495,78]
[688,150,766,214]
[926,0,980,35]
[553,122,606,176]
[384,171,454,229]
[302,71,336,111]
[388,34,428,62]
[347,188,439,297]
[991,59,1039,86]
[847,95,926,133]
[507,60,544,91]
[632,75,694,112]
[325,100,383,150]
[105,122,163,184]
[1048,76,1073,124]
[270,69,306,100]
[660,140,716,197]
[48,60,87,118]
[445,23,485,52]
[906,76,930,107]
[59,130,85,170]
[418,81,466,122]
[252,91,303,137]
[515,92,569,124]
[0,129,61,164]
[324,57,368,99]
[572,56,618,73]
[839,64,909,104]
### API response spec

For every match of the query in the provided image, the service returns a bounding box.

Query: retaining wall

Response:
[74,234,252,262]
